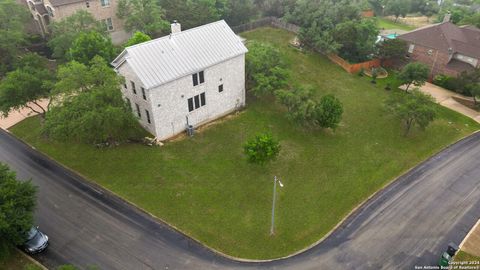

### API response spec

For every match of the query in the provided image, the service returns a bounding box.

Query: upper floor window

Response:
[131,81,136,94]
[100,0,110,7]
[192,71,205,86]
[218,84,223,93]
[141,87,147,100]
[103,18,114,31]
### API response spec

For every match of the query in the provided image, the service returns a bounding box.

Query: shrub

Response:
[244,133,281,165]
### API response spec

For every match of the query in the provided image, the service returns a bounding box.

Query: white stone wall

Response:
[117,54,246,141]
[117,63,156,135]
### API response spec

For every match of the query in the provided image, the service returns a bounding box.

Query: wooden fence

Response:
[327,54,381,74]
[231,17,300,34]
[233,17,382,74]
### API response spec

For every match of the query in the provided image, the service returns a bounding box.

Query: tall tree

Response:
[223,0,257,26]
[0,0,30,76]
[287,0,362,54]
[385,89,437,136]
[385,0,409,22]
[43,57,143,144]
[398,62,430,91]
[48,10,106,61]
[376,38,407,66]
[117,0,169,37]
[124,31,152,47]
[160,0,226,30]
[0,163,37,246]
[246,41,289,97]
[460,12,480,28]
[275,86,343,129]
[68,31,116,65]
[331,19,379,63]
[0,54,55,119]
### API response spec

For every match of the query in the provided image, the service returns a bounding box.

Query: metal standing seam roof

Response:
[111,20,248,90]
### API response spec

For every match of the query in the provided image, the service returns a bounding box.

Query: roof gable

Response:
[398,22,480,59]
[111,20,248,89]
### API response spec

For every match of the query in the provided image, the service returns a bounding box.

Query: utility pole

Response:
[270,176,283,236]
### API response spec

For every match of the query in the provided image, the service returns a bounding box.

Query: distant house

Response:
[398,18,480,78]
[25,0,129,44]
[111,20,248,141]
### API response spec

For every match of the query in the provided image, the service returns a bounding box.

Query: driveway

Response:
[0,100,49,129]
[0,129,479,269]
[419,83,480,123]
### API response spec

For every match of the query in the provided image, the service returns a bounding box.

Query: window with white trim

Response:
[408,44,415,54]
[100,0,110,7]
[103,18,114,31]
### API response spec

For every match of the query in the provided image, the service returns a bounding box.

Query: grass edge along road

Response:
[10,27,480,259]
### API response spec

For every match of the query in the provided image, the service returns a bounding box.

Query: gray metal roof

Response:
[111,20,248,90]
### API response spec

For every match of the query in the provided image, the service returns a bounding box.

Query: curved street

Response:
[0,129,479,269]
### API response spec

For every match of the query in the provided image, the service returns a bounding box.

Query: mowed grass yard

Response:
[377,17,416,31]
[10,28,480,259]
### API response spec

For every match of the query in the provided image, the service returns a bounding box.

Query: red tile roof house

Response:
[398,17,480,79]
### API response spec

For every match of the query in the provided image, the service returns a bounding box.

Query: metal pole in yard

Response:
[270,176,283,236]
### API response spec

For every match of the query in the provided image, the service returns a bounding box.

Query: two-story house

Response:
[111,20,248,141]
[398,16,480,78]
[25,0,128,44]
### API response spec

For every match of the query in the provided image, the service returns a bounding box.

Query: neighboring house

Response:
[398,17,480,78]
[25,0,129,44]
[111,20,248,141]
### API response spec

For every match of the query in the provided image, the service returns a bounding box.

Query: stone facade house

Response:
[111,20,248,141]
[25,0,128,44]
[398,19,480,78]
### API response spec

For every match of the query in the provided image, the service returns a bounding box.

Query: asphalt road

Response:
[0,129,479,270]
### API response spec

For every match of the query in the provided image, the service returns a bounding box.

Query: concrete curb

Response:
[17,249,49,270]
[459,219,480,249]
[4,125,480,263]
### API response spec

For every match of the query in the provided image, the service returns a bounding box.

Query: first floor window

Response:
[135,103,141,118]
[145,110,151,124]
[104,18,113,31]
[187,92,206,112]
[131,81,136,94]
[101,0,110,6]
[194,95,200,109]
[126,98,131,111]
[200,92,205,106]
[188,98,194,112]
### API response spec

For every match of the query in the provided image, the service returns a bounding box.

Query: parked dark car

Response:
[22,226,49,254]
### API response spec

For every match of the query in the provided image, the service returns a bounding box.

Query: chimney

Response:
[443,12,451,23]
[171,20,181,34]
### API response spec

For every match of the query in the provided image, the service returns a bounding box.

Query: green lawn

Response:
[0,250,42,270]
[454,250,480,265]
[377,17,416,31]
[10,27,480,259]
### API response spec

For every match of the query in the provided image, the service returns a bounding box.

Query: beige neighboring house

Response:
[25,0,129,44]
